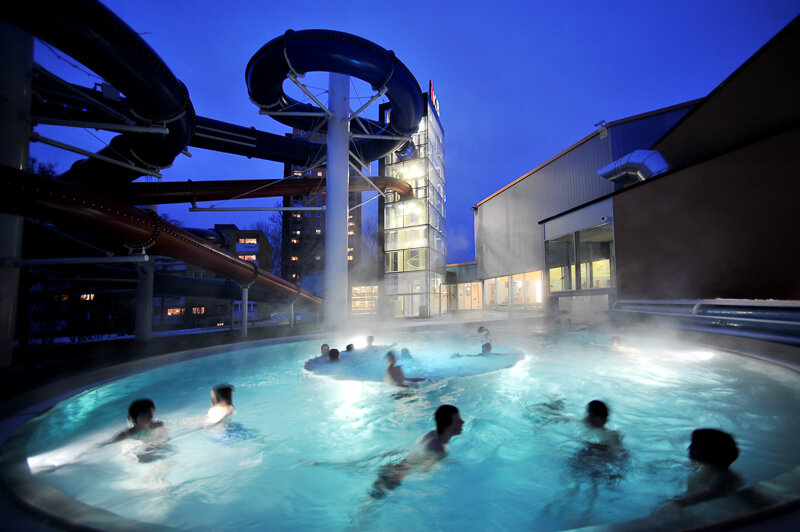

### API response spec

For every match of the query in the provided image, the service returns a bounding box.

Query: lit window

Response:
[348,247,354,252]
[80,293,95,301]
[315,255,320,261]
[294,230,301,235]
[348,222,355,226]
[239,255,257,261]
[291,256,299,261]
[348,214,354,219]
[348,255,354,261]
[317,171,323,176]
[167,308,184,316]
[291,239,298,244]
[293,213,301,219]
[238,238,257,244]
[54,294,69,302]
[291,274,297,279]
[293,170,301,176]
[315,229,321,234]
[348,230,355,235]
[192,306,205,315]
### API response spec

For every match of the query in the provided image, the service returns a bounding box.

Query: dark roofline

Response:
[472,99,701,209]
[651,14,800,153]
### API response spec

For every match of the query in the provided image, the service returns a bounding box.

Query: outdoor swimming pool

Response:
[12,325,800,530]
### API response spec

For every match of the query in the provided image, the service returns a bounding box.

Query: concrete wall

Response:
[614,126,800,301]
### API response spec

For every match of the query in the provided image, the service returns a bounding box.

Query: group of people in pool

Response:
[108,384,235,444]
[109,332,742,509]
[313,326,500,387]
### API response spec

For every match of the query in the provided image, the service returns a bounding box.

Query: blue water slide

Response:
[246,29,423,164]
[2,0,195,185]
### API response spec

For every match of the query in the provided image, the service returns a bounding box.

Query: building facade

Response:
[378,87,446,318]
[471,102,697,316]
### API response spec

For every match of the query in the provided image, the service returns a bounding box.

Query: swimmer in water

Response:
[366,335,375,348]
[328,348,340,362]
[384,352,425,387]
[320,343,330,357]
[371,405,464,498]
[109,398,165,443]
[451,342,493,358]
[399,348,412,360]
[670,428,743,507]
[478,326,492,344]
[206,384,235,424]
[346,344,354,353]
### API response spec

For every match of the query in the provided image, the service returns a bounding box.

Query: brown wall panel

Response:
[614,127,800,301]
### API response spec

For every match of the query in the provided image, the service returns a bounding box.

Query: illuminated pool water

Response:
[17,327,800,530]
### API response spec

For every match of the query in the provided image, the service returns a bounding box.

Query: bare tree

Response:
[251,200,282,276]
[28,157,58,177]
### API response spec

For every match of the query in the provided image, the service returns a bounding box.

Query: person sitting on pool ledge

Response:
[451,342,493,358]
[384,351,424,387]
[669,428,743,507]
[328,348,340,362]
[207,384,235,424]
[371,404,464,498]
[109,398,165,443]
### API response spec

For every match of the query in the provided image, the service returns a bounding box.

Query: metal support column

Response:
[241,285,249,339]
[290,302,295,328]
[134,259,154,341]
[324,73,350,330]
[0,23,32,366]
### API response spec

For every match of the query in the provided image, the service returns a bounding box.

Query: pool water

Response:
[22,328,800,531]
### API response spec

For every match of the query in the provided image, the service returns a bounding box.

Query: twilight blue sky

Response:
[29,0,799,263]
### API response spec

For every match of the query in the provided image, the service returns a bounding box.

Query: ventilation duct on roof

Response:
[596,150,670,185]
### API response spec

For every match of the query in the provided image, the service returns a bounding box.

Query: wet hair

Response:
[400,348,411,359]
[478,326,488,333]
[587,400,609,419]
[435,404,460,435]
[385,351,396,362]
[346,344,354,351]
[690,429,739,469]
[128,399,156,423]
[212,384,234,406]
[328,349,340,361]
[482,342,492,353]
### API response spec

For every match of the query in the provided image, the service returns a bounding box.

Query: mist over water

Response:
[22,323,800,531]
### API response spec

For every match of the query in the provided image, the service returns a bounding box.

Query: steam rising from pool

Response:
[20,327,800,531]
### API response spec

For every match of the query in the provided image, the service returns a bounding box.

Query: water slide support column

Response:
[241,285,249,338]
[0,23,32,366]
[134,256,154,342]
[324,73,350,329]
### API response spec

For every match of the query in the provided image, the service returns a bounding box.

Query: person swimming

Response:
[451,342,493,358]
[670,428,743,507]
[328,348,340,362]
[384,351,425,387]
[109,398,166,443]
[478,326,492,344]
[370,405,464,498]
[206,384,235,424]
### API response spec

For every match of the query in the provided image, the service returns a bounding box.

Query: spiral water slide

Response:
[1,1,423,307]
